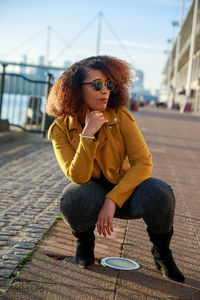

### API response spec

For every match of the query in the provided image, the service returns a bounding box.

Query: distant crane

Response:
[2,12,135,68]
[96,12,103,55]
[46,26,52,66]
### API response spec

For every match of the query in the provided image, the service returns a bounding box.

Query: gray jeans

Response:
[60,178,175,234]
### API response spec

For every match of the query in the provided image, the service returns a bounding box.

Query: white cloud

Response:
[157,0,180,6]
[157,0,191,7]
[104,40,164,52]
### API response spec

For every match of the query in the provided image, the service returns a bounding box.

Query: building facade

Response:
[163,0,200,112]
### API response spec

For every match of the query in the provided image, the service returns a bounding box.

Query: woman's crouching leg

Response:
[60,180,108,268]
[131,178,184,282]
[60,180,107,233]
[140,178,175,234]
[115,178,175,234]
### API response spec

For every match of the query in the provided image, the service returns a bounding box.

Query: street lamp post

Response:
[171,21,179,109]
[172,0,185,109]
[166,39,173,107]
[185,0,199,110]
[172,21,179,42]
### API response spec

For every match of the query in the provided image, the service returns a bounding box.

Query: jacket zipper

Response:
[109,126,123,173]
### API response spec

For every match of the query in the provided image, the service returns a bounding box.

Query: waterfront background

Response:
[0,0,193,95]
[1,94,46,126]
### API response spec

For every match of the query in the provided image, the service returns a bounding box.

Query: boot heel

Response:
[154,258,161,270]
[148,228,185,282]
[151,247,161,270]
[152,247,185,282]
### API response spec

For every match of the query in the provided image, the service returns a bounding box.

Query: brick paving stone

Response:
[3,226,23,231]
[0,260,20,268]
[0,260,18,268]
[10,221,27,226]
[0,242,7,247]
[0,231,17,236]
[0,278,14,289]
[0,278,10,288]
[19,238,39,244]
[26,223,49,229]
[24,232,46,239]
[0,237,8,242]
[2,254,23,261]
[7,249,30,256]
[0,247,10,256]
[24,228,47,234]
[0,270,13,279]
[13,242,35,249]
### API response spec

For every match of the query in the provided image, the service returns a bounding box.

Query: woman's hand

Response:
[82,109,108,137]
[97,198,116,238]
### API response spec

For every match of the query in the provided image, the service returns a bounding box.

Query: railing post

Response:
[41,73,53,137]
[0,63,7,119]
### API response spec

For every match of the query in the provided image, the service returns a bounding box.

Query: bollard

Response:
[41,73,54,138]
[0,63,7,119]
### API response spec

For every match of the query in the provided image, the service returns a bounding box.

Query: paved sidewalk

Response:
[0,130,68,295]
[0,107,200,299]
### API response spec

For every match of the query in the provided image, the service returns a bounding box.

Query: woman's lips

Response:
[99,98,108,103]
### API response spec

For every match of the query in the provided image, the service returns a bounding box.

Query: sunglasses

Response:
[82,79,115,92]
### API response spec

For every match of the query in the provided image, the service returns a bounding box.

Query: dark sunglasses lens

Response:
[93,81,103,91]
[106,81,115,91]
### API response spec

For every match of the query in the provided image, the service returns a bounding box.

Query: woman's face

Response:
[81,69,111,112]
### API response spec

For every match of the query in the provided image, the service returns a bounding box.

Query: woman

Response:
[46,55,184,282]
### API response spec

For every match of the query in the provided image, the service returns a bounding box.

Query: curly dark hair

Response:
[46,55,133,118]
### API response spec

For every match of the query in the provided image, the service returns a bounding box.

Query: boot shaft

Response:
[147,227,185,282]
[147,227,173,249]
[72,226,95,243]
[73,226,95,268]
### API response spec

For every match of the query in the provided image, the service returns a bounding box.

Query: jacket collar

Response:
[67,115,80,130]
[65,108,120,131]
[103,108,120,125]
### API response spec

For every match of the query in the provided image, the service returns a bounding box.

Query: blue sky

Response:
[0,0,192,93]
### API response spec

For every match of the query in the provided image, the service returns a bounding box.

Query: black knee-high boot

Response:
[147,227,185,282]
[72,226,95,268]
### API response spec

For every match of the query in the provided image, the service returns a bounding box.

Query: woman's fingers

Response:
[97,218,113,238]
[102,223,107,238]
[84,110,108,134]
[109,219,114,233]
[100,220,108,238]
[97,198,116,238]
[105,224,111,236]
[97,218,106,237]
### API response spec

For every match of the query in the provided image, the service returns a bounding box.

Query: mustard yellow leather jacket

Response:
[48,107,152,208]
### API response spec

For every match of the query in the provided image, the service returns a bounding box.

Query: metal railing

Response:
[0,62,54,137]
